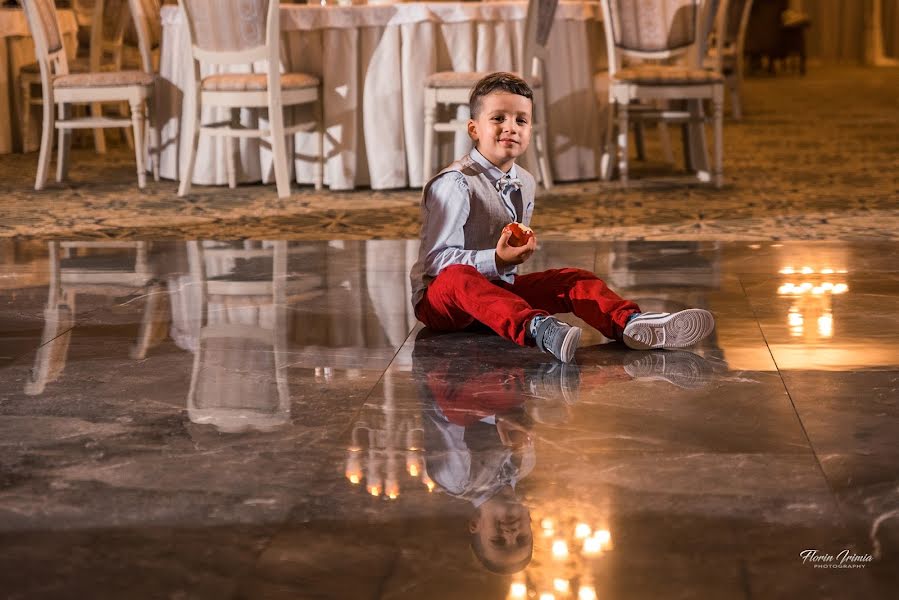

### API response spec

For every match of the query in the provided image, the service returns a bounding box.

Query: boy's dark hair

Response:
[469,72,533,119]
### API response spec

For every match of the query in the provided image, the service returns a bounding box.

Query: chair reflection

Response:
[185,241,307,432]
[25,241,166,395]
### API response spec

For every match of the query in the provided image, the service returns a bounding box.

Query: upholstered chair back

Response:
[605,0,700,53]
[180,0,272,55]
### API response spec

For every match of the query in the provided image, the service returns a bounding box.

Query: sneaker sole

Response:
[559,326,582,363]
[624,309,715,350]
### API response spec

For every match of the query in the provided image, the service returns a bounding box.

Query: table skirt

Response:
[156,2,607,190]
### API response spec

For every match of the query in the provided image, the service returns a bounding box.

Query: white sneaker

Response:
[622,309,715,350]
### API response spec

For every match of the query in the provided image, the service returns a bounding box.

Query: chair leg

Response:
[226,108,239,188]
[91,102,107,154]
[35,96,55,191]
[268,105,291,199]
[534,88,553,189]
[130,100,147,188]
[633,121,645,161]
[616,100,629,185]
[56,104,71,183]
[730,75,743,120]
[148,102,160,182]
[21,79,32,153]
[599,99,615,181]
[121,101,135,148]
[657,122,674,164]
[713,90,724,188]
[422,87,436,186]
[314,98,324,191]
[178,90,201,197]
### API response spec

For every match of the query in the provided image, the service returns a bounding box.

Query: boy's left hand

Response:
[495,226,537,269]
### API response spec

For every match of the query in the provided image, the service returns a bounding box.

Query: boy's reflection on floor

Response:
[413,328,538,574]
[411,326,721,574]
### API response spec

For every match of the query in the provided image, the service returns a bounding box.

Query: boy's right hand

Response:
[495,226,537,269]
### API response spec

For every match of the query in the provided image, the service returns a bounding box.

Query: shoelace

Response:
[495,174,522,194]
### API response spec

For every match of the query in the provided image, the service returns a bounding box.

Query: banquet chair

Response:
[22,0,155,190]
[20,0,131,154]
[704,0,753,119]
[177,0,324,199]
[599,0,724,187]
[421,0,558,188]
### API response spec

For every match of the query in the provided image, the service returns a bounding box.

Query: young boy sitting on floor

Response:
[409,72,715,363]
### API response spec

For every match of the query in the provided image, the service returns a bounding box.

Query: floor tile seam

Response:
[736,275,853,527]
[331,323,422,444]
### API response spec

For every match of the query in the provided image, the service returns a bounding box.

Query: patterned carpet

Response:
[1,66,897,241]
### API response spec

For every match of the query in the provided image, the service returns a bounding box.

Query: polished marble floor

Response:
[0,239,897,599]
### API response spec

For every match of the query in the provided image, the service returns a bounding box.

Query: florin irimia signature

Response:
[799,549,873,569]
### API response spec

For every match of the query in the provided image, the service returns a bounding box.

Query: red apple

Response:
[505,222,534,247]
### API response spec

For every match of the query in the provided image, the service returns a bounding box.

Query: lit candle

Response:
[574,523,592,539]
[508,582,527,599]
[583,536,602,554]
[551,539,568,559]
[595,529,612,545]
[578,586,597,600]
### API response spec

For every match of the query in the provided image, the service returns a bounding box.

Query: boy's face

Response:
[470,492,533,570]
[468,91,533,172]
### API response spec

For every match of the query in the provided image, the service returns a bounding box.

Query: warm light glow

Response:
[348,473,361,485]
[821,282,834,290]
[575,523,592,539]
[788,312,804,327]
[817,313,833,338]
[812,286,824,295]
[387,492,398,500]
[800,282,813,291]
[578,586,597,600]
[821,268,834,274]
[777,283,795,295]
[780,266,795,275]
[541,518,554,530]
[408,464,419,477]
[833,283,848,294]
[583,536,602,554]
[552,539,569,559]
[553,579,570,593]
[595,529,611,545]
[801,266,814,274]
[539,594,555,600]
[368,485,380,497]
[509,582,527,599]
[423,478,435,492]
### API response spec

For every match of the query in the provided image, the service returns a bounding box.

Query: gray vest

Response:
[424,154,536,253]
[410,155,537,307]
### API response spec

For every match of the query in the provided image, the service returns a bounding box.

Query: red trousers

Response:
[415,265,640,346]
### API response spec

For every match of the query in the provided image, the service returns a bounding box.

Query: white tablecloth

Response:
[0,9,78,154]
[156,1,606,190]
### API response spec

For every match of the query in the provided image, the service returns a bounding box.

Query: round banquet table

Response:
[156,1,606,190]
[0,8,79,154]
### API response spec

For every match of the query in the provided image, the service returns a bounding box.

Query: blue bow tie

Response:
[495,174,522,194]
